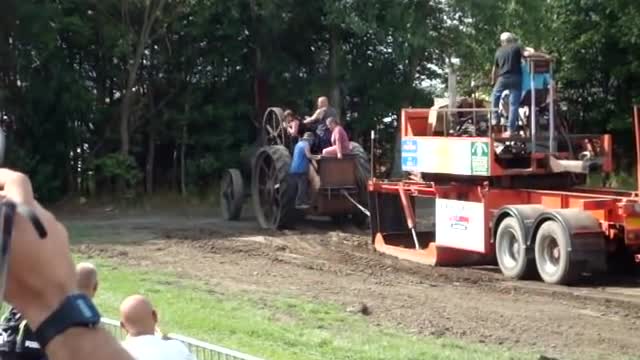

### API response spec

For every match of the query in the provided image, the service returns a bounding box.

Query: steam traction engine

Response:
[220,107,370,229]
[369,58,640,285]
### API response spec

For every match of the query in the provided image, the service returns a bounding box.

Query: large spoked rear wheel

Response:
[534,221,579,285]
[220,168,244,220]
[262,107,289,148]
[496,217,536,279]
[251,145,300,230]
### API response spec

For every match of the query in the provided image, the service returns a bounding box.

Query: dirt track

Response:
[67,212,640,360]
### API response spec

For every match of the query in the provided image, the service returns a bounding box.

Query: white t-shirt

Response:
[121,335,196,360]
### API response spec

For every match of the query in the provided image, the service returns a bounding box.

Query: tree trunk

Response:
[391,121,404,177]
[145,80,156,194]
[0,3,21,124]
[250,0,267,125]
[119,0,167,156]
[180,122,187,196]
[145,125,156,194]
[391,51,421,177]
[180,103,189,196]
[119,32,144,156]
[329,27,341,116]
[172,147,178,191]
[68,146,77,194]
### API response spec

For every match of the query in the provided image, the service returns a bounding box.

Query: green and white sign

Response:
[470,141,489,176]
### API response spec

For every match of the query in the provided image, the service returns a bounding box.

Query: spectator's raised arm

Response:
[0,168,134,360]
[304,108,324,125]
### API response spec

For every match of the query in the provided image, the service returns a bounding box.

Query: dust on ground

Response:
[67,212,640,360]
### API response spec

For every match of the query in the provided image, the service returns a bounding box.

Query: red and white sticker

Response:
[435,199,486,253]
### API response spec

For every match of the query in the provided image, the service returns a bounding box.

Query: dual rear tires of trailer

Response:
[534,221,579,284]
[495,208,604,285]
[495,217,536,280]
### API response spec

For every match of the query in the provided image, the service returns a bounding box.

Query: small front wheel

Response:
[220,168,244,221]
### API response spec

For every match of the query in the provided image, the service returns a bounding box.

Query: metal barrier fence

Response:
[101,318,264,360]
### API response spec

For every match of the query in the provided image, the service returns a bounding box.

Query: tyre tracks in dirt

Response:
[69,214,640,360]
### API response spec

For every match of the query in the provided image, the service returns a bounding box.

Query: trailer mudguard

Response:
[492,205,546,247]
[530,209,607,273]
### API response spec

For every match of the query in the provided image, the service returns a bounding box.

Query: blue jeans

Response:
[492,79,522,132]
[289,173,309,206]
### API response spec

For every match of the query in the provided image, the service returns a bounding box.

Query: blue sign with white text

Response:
[401,139,418,154]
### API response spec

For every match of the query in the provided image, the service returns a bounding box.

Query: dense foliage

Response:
[1,0,639,201]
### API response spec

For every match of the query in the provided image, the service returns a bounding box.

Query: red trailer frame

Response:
[368,105,640,285]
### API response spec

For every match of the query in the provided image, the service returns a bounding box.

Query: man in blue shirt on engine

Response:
[289,132,315,209]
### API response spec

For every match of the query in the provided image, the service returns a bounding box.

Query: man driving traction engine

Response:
[304,96,337,153]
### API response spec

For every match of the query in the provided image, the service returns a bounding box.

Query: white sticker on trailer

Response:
[435,199,486,253]
[400,137,477,175]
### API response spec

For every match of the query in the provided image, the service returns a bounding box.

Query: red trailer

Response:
[368,59,640,285]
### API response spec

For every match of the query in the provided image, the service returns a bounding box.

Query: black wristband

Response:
[34,293,101,349]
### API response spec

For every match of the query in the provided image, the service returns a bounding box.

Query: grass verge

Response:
[79,257,530,360]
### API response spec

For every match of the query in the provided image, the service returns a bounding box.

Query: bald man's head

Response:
[76,262,98,299]
[317,96,329,109]
[119,295,158,337]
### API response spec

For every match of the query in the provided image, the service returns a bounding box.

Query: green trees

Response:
[1,0,638,201]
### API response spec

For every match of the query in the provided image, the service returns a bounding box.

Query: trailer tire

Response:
[534,220,579,285]
[496,217,535,279]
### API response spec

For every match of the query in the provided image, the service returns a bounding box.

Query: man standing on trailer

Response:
[490,32,537,137]
[289,132,315,209]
